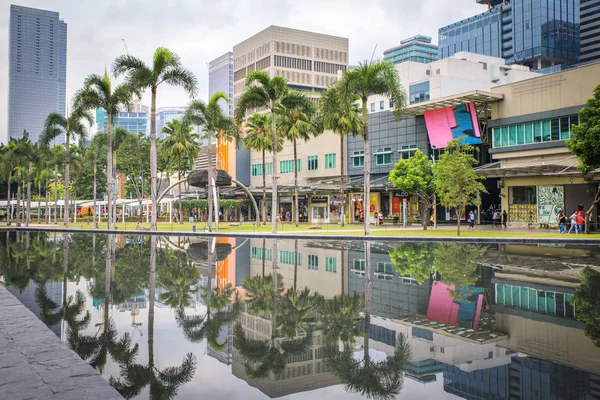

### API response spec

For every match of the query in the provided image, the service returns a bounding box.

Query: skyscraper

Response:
[383,35,439,65]
[95,99,148,135]
[8,5,67,144]
[438,0,580,70]
[580,0,600,63]
[209,52,234,117]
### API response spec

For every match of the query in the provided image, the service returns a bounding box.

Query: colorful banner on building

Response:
[424,102,481,149]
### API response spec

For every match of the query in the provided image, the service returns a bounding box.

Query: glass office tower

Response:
[439,0,580,70]
[8,5,67,144]
[384,35,439,65]
[580,0,600,63]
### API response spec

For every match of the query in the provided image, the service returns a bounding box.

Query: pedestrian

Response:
[473,209,478,230]
[576,210,585,233]
[501,210,508,230]
[468,211,475,231]
[493,210,500,227]
[568,210,578,234]
[430,212,435,227]
[557,210,566,234]
[378,211,384,226]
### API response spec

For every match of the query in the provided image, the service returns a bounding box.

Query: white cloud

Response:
[0,0,485,143]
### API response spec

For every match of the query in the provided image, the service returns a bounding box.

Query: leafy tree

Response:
[277,97,322,226]
[434,243,487,301]
[160,119,200,224]
[243,113,281,225]
[566,85,600,233]
[433,139,486,236]
[73,70,137,229]
[573,267,600,347]
[113,48,198,231]
[319,82,363,227]
[340,60,406,235]
[13,133,42,226]
[234,71,308,233]
[389,242,436,284]
[116,133,148,221]
[389,149,435,230]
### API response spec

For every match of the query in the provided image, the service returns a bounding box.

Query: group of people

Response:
[557,209,587,234]
[374,211,385,226]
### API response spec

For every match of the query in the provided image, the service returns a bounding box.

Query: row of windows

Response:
[351,145,417,168]
[251,247,338,273]
[313,61,347,74]
[492,115,579,148]
[274,55,312,71]
[251,163,273,177]
[307,155,318,170]
[251,247,273,261]
[280,250,301,265]
[280,160,301,174]
[370,99,394,112]
[495,283,575,319]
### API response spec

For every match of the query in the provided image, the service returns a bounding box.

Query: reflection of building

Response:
[476,62,600,227]
[427,282,485,330]
[438,0,580,70]
[8,5,67,144]
[232,311,340,398]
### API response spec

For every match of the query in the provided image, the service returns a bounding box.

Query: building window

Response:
[251,247,272,261]
[325,257,337,273]
[371,103,375,112]
[376,262,394,275]
[280,160,301,174]
[389,99,394,108]
[264,163,273,175]
[375,147,392,165]
[280,250,301,265]
[352,151,365,167]
[308,255,318,270]
[495,283,575,319]
[492,115,579,148]
[409,81,430,104]
[325,153,336,169]
[251,164,263,177]
[380,101,385,110]
[399,145,417,159]
[352,259,365,271]
[308,156,318,170]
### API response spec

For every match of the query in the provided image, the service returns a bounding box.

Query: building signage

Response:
[311,196,328,203]
[13,6,44,14]
[329,196,345,205]
[537,185,564,225]
[393,192,410,199]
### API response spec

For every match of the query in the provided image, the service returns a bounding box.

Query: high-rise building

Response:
[209,52,234,117]
[95,99,148,135]
[155,106,203,141]
[580,0,600,63]
[438,0,580,70]
[383,35,439,65]
[8,4,67,144]
[233,26,349,223]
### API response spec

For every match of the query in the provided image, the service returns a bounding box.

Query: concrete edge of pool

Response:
[0,285,124,400]
[6,226,600,245]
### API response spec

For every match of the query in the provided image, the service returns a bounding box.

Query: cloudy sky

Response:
[0,0,485,142]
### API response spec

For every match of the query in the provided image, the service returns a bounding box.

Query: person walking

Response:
[568,210,578,234]
[468,210,475,231]
[576,210,585,234]
[378,211,384,226]
[501,210,508,230]
[557,210,566,234]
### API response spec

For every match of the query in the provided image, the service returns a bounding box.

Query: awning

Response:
[474,161,600,178]
[403,90,504,116]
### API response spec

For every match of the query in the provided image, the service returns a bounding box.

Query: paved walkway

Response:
[0,285,123,400]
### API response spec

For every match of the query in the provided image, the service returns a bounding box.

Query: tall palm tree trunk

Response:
[106,116,114,230]
[93,163,97,228]
[293,139,299,227]
[26,161,32,227]
[271,105,278,234]
[16,172,21,227]
[112,146,117,227]
[363,241,371,360]
[178,156,183,224]
[37,179,41,224]
[340,134,345,227]
[207,132,214,231]
[45,184,50,224]
[262,149,267,225]
[61,232,69,340]
[261,238,266,277]
[293,239,298,291]
[271,239,278,338]
[150,89,158,231]
[64,133,70,227]
[148,235,157,368]
[54,167,58,225]
[104,235,112,343]
[7,172,12,224]
[361,101,370,236]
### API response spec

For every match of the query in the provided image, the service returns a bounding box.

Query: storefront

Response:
[310,195,329,224]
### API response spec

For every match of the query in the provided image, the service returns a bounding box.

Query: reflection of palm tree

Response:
[35,285,91,332]
[242,274,283,317]
[176,284,240,351]
[110,236,197,399]
[277,288,316,339]
[324,334,411,400]
[317,294,364,343]
[157,244,199,310]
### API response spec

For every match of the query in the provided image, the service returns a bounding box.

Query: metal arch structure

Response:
[157,178,261,226]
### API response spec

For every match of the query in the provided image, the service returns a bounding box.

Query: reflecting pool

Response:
[1,231,600,399]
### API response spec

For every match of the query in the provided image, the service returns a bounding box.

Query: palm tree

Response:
[34,168,52,224]
[317,293,364,343]
[73,70,136,230]
[320,82,363,227]
[276,288,317,339]
[113,48,198,231]
[340,60,406,236]
[0,142,17,224]
[185,92,237,231]
[160,119,200,224]
[88,134,107,227]
[243,113,281,225]
[49,145,65,224]
[41,107,93,227]
[277,97,322,227]
[234,71,307,234]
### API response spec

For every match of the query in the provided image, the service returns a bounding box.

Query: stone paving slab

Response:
[0,284,123,400]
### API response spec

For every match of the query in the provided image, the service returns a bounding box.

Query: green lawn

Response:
[8,221,600,239]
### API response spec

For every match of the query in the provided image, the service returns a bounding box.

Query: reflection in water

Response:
[1,232,600,399]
